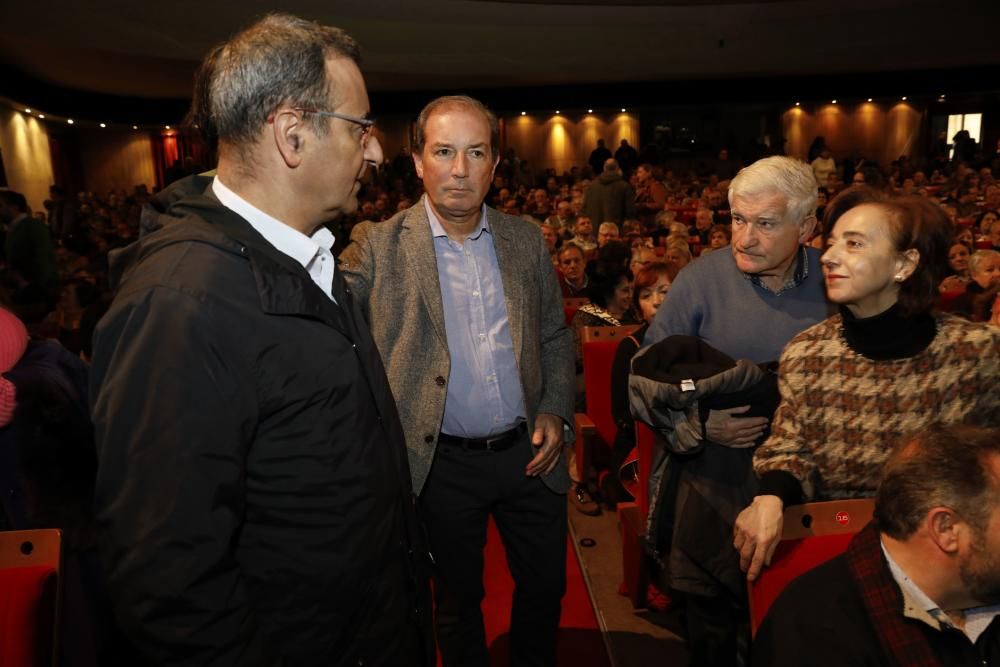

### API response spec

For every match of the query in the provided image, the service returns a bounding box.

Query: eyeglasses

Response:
[295,108,376,145]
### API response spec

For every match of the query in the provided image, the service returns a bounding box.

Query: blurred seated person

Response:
[558,243,589,297]
[951,249,1000,320]
[629,246,658,276]
[545,200,575,238]
[525,188,552,218]
[606,262,678,507]
[699,224,732,256]
[539,223,560,267]
[753,423,1000,667]
[988,218,1000,251]
[735,193,1000,584]
[976,210,998,240]
[691,207,715,246]
[571,267,638,373]
[939,243,972,294]
[816,189,829,222]
[571,215,597,253]
[597,221,621,248]
[570,266,639,477]
[664,238,692,271]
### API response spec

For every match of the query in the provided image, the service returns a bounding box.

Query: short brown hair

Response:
[826,188,951,317]
[413,95,499,159]
[875,423,1000,540]
[875,197,952,317]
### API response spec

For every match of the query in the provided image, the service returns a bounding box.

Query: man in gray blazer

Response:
[340,95,574,667]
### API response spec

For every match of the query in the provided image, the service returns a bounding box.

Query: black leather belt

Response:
[438,423,527,452]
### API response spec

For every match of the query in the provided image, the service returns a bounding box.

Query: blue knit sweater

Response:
[645,246,832,362]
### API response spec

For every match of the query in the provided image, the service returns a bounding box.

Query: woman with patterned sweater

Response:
[733,193,1000,583]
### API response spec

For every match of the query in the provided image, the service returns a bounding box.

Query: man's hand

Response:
[527,413,564,477]
[705,405,769,448]
[733,495,784,582]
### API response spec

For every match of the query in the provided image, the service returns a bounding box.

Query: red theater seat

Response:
[748,499,874,636]
[573,325,639,482]
[563,297,590,325]
[0,529,62,667]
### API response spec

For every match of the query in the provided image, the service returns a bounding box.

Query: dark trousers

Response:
[419,433,567,667]
[686,592,750,667]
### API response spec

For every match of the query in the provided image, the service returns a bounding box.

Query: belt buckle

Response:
[484,434,502,451]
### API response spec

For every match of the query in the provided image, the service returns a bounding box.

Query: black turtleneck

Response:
[839,302,937,361]
[757,302,939,505]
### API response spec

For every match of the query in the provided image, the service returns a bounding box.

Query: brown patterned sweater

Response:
[754,313,1000,501]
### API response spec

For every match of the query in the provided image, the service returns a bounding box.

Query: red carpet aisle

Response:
[435,517,611,666]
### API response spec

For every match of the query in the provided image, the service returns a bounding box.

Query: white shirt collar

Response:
[212,176,334,269]
[881,538,1000,642]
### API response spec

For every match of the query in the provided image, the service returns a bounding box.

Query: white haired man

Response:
[637,156,832,667]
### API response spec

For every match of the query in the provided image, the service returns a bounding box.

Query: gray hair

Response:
[413,95,499,158]
[729,156,818,226]
[598,221,620,234]
[193,13,361,150]
[969,249,1000,276]
[603,159,621,174]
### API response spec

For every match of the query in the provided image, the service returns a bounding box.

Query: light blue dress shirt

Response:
[426,197,526,438]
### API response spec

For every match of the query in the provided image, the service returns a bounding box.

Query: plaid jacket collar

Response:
[845,522,943,667]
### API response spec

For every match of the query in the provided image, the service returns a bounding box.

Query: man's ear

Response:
[926,507,962,554]
[412,152,424,179]
[798,214,818,243]
[273,109,305,168]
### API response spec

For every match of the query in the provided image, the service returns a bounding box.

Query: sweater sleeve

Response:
[753,342,817,501]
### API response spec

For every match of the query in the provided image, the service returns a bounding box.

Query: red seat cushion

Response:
[582,340,620,447]
[748,533,855,634]
[0,565,57,667]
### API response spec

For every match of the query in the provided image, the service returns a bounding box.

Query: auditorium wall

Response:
[77,129,157,196]
[504,112,640,175]
[0,108,55,214]
[782,101,923,167]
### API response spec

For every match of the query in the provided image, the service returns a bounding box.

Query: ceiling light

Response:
[67,119,74,124]
[587,109,593,113]
[24,108,31,113]
[621,108,626,113]
[555,110,560,114]
[165,125,171,129]
[831,100,837,104]
[794,102,800,107]
[38,114,45,119]
[867,98,873,102]
[901,96,907,101]
[100,123,107,128]
[520,111,526,116]
[132,125,138,130]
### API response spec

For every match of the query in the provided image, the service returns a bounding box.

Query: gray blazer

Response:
[340,200,574,495]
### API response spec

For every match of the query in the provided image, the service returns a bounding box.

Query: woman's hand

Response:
[733,495,784,582]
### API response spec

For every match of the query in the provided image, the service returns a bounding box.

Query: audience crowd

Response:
[2,126,999,666]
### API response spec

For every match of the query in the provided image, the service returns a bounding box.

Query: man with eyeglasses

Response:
[89,14,431,666]
[341,95,574,667]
